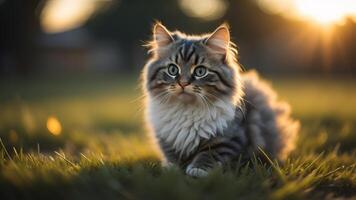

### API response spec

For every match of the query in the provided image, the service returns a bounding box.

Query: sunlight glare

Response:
[9,130,18,144]
[47,116,62,136]
[295,0,349,25]
[256,0,356,26]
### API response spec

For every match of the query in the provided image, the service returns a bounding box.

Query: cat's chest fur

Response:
[148,99,236,156]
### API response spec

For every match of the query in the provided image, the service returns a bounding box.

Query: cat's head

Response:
[143,22,242,106]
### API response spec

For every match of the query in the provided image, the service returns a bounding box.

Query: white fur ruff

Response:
[148,98,236,157]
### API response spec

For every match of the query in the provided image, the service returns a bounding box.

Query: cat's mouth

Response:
[176,91,196,103]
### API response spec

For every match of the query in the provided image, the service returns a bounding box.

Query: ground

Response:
[0,74,355,200]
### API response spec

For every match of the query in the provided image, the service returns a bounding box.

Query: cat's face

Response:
[144,23,239,106]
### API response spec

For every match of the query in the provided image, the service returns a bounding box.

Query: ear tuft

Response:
[205,25,230,54]
[153,23,173,48]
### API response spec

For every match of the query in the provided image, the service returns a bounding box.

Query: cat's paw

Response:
[162,161,176,169]
[185,165,209,177]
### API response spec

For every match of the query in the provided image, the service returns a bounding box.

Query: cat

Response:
[142,22,299,177]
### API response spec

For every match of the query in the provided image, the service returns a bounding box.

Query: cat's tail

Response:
[241,70,300,161]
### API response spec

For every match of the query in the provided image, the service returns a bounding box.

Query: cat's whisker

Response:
[130,93,148,103]
[152,90,173,106]
[240,96,256,109]
[204,93,225,106]
[197,94,212,118]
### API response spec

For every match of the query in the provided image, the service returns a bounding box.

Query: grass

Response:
[0,74,355,200]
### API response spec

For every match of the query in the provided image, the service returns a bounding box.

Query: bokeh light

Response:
[9,130,18,144]
[178,0,228,21]
[41,0,97,33]
[256,0,356,26]
[47,116,62,136]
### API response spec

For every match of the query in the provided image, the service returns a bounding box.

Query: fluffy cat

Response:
[142,23,299,177]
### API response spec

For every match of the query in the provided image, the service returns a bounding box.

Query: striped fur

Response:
[142,23,299,177]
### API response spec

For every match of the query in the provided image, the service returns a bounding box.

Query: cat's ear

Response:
[153,23,174,48]
[205,24,230,55]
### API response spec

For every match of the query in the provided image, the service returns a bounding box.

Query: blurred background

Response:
[1,0,356,76]
[0,0,355,154]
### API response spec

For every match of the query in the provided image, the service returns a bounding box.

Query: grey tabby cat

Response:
[142,22,299,177]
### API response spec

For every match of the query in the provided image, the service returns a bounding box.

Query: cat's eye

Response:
[167,64,179,77]
[194,66,208,78]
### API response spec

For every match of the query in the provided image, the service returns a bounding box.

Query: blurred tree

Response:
[86,0,222,71]
[86,0,296,73]
[0,0,354,75]
[0,0,42,76]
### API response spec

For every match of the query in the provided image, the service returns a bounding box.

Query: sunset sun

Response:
[295,0,353,26]
[257,0,356,27]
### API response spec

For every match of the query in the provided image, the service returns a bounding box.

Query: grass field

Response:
[0,74,355,200]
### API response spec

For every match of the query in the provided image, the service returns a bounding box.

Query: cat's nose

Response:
[178,81,190,88]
